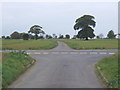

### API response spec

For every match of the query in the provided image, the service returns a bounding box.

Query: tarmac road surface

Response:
[7,41,118,88]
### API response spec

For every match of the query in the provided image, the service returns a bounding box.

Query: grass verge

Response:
[96,53,119,88]
[2,39,58,50]
[2,51,36,88]
[59,39,118,49]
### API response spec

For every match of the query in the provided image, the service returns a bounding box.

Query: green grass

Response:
[2,51,35,88]
[59,39,118,49]
[2,39,58,50]
[96,53,119,88]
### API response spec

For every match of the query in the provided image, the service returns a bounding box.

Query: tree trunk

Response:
[85,37,88,40]
[35,34,38,40]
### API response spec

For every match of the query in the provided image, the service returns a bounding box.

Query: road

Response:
[7,41,117,88]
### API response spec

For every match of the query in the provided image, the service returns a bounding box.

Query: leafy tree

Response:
[10,31,20,39]
[28,25,44,40]
[65,34,70,39]
[39,36,44,39]
[74,15,96,40]
[5,36,11,39]
[22,33,29,40]
[45,34,49,39]
[107,30,116,39]
[48,35,52,39]
[59,34,64,39]
[52,34,57,39]
[45,34,52,39]
[2,36,5,39]
[29,34,34,39]
[72,35,77,39]
[96,36,100,39]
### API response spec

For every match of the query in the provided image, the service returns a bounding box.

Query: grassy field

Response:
[59,39,118,49]
[2,39,58,50]
[2,51,35,88]
[96,53,119,88]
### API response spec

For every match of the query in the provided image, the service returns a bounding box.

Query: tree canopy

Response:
[10,31,20,39]
[107,30,116,39]
[74,15,96,40]
[28,25,44,40]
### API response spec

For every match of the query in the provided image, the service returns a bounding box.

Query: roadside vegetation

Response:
[96,53,119,88]
[2,51,36,88]
[59,39,118,49]
[2,39,58,50]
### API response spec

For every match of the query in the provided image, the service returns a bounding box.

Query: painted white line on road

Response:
[99,52,107,54]
[34,52,41,54]
[43,52,49,54]
[70,52,78,54]
[61,52,68,54]
[109,53,115,55]
[80,52,87,54]
[52,52,59,54]
[90,52,98,54]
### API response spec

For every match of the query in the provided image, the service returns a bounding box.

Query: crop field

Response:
[59,39,118,49]
[2,39,58,50]
[96,53,119,88]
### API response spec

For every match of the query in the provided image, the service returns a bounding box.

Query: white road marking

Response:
[99,52,107,54]
[34,52,41,54]
[70,52,78,54]
[43,52,49,54]
[79,52,87,54]
[109,53,115,55]
[52,52,59,54]
[61,52,68,54]
[90,52,98,54]
[27,51,115,55]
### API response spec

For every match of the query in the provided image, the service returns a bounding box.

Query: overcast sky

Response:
[1,1,118,37]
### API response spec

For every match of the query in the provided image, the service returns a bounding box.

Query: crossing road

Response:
[6,41,118,88]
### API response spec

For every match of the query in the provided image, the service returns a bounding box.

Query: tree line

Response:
[2,15,117,40]
[2,25,71,40]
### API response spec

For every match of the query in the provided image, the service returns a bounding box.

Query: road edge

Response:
[95,64,113,88]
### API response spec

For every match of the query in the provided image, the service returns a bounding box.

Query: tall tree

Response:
[107,30,116,39]
[74,15,96,40]
[28,25,44,40]
[10,31,20,39]
[59,34,64,39]
[65,34,70,39]
[52,34,57,39]
[22,33,29,40]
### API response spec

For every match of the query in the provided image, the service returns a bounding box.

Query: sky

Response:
[1,0,119,38]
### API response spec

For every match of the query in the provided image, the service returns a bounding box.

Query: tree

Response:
[2,36,5,39]
[96,36,100,39]
[29,34,35,39]
[5,36,11,39]
[59,34,64,39]
[65,34,70,39]
[39,36,44,39]
[107,30,116,39]
[28,25,44,40]
[10,31,20,39]
[72,35,77,39]
[52,34,57,39]
[22,33,29,40]
[74,15,96,40]
[45,34,52,39]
